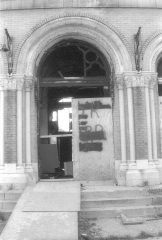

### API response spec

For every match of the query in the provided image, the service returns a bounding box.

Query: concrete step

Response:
[0,190,22,222]
[80,205,162,219]
[81,185,162,199]
[0,190,22,201]
[4,190,22,201]
[81,195,162,208]
[80,180,116,186]
[0,211,12,221]
[2,201,17,210]
[81,189,149,199]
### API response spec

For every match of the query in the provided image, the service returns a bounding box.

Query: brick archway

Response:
[14,14,133,75]
[142,31,162,72]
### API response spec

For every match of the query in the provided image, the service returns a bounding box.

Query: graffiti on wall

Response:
[78,100,111,152]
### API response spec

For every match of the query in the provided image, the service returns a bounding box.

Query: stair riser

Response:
[5,193,21,201]
[2,202,17,211]
[80,181,116,186]
[0,212,12,221]
[81,198,153,208]
[81,190,150,199]
[80,206,162,219]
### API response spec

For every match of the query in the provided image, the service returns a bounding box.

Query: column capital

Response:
[115,74,124,90]
[123,71,157,88]
[24,76,34,92]
[0,74,26,90]
[12,74,25,90]
[0,75,16,90]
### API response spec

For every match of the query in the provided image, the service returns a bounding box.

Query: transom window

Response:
[40,42,108,79]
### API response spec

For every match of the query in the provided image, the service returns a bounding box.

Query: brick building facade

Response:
[0,0,162,189]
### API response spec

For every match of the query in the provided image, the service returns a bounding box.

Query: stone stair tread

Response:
[81,204,162,211]
[6,190,23,193]
[81,196,159,201]
[0,210,12,212]
[81,184,162,191]
[80,180,116,186]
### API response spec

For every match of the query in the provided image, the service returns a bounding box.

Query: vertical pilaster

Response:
[0,76,5,169]
[124,75,136,164]
[25,76,34,172]
[124,72,142,186]
[142,72,160,185]
[145,86,153,161]
[150,75,158,162]
[16,75,24,171]
[115,74,127,166]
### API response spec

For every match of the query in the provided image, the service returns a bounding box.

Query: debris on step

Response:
[81,233,88,239]
[121,213,145,225]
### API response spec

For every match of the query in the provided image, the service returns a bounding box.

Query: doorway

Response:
[38,40,111,180]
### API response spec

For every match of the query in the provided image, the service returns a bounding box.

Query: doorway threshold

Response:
[40,178,74,182]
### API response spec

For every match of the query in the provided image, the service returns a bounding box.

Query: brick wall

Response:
[133,87,148,159]
[1,6,162,167]
[4,90,17,163]
[0,8,162,59]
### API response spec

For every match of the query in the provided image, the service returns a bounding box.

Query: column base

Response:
[16,165,25,173]
[0,165,5,173]
[148,161,156,169]
[0,173,28,190]
[25,164,34,173]
[116,170,127,186]
[142,168,161,186]
[126,169,143,186]
[154,159,162,169]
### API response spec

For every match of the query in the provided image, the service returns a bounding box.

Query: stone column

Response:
[16,76,24,172]
[124,72,142,186]
[25,76,34,172]
[145,83,153,161]
[115,74,127,166]
[142,73,160,185]
[115,74,127,186]
[124,74,136,163]
[0,76,5,170]
[0,75,27,190]
[150,74,159,165]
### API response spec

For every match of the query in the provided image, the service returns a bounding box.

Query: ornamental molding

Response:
[115,75,124,90]
[0,77,16,90]
[124,73,157,88]
[14,12,134,74]
[0,76,24,90]
[16,78,24,90]
[24,77,34,91]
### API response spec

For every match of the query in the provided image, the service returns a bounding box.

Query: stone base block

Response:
[158,168,162,184]
[25,165,34,173]
[126,170,143,187]
[0,174,28,190]
[26,173,37,185]
[116,170,127,186]
[142,169,161,186]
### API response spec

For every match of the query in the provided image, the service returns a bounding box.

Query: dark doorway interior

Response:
[40,86,106,179]
[38,40,111,180]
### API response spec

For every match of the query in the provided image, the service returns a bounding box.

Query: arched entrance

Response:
[38,40,114,180]
[12,14,132,185]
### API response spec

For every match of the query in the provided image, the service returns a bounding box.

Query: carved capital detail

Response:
[0,77,16,90]
[24,78,34,91]
[149,75,157,89]
[124,72,157,88]
[16,78,24,90]
[115,75,124,90]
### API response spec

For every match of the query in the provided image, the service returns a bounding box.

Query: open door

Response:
[72,97,114,181]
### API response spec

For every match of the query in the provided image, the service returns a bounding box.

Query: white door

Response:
[72,97,114,181]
